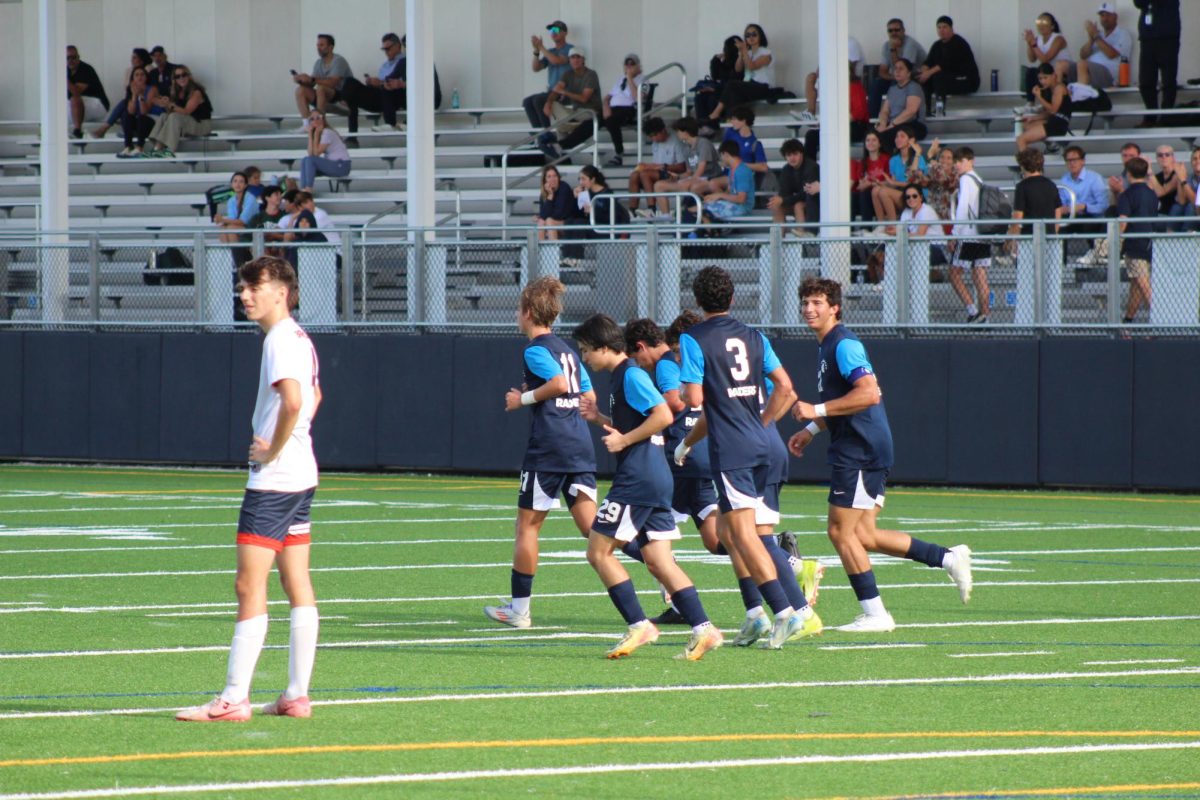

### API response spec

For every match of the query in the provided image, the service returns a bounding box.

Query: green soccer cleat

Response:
[605,621,660,659]
[762,607,823,650]
[731,613,771,647]
[798,558,826,607]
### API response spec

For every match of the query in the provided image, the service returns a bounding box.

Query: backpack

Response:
[205,184,235,221]
[143,246,194,287]
[965,174,1012,235]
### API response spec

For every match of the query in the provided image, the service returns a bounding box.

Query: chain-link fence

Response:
[2,220,1198,334]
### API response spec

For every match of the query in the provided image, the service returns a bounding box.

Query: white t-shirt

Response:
[847,37,864,65]
[607,73,645,108]
[319,128,351,162]
[1088,26,1133,76]
[1028,32,1071,68]
[745,46,774,86]
[247,316,320,493]
[312,206,340,246]
[900,202,943,241]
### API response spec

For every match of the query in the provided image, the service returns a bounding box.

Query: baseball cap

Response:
[1097,2,1116,13]
[569,48,585,59]
[624,53,640,65]
[546,20,568,32]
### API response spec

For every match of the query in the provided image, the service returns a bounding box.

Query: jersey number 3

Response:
[726,338,750,381]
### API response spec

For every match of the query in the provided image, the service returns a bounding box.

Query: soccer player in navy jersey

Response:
[676,265,822,649]
[574,313,724,661]
[790,277,972,633]
[484,277,598,629]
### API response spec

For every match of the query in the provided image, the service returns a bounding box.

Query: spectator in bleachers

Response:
[769,138,819,234]
[1151,145,1190,227]
[575,166,630,230]
[1006,148,1064,254]
[597,54,645,167]
[298,111,351,193]
[1133,0,1180,127]
[1022,13,1072,105]
[915,16,980,114]
[216,171,258,244]
[537,50,601,159]
[339,32,407,134]
[66,46,109,140]
[852,130,891,224]
[894,182,949,273]
[1015,63,1072,152]
[652,118,722,218]
[286,192,341,247]
[875,58,926,150]
[1070,3,1133,91]
[115,66,157,158]
[147,46,175,98]
[627,117,688,216]
[799,36,864,124]
[949,147,991,324]
[535,165,576,240]
[699,140,756,225]
[1106,141,1143,204]
[802,63,870,160]
[695,36,745,127]
[91,47,152,139]
[872,126,926,226]
[718,106,770,182]
[869,19,927,119]
[924,139,958,223]
[1059,145,1110,222]
[705,24,776,122]
[1176,147,1200,217]
[292,34,353,132]
[524,21,574,130]
[244,166,264,200]
[249,186,287,259]
[143,65,212,158]
[1116,156,1157,322]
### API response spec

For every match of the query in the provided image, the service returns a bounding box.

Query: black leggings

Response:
[715,79,773,114]
[123,114,154,148]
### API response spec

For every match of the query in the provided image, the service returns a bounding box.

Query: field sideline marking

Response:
[823,782,1200,800]
[0,742,1197,799]
[947,651,1053,658]
[3,729,1199,770]
[1,666,1197,721]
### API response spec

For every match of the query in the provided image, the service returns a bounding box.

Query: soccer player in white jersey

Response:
[177,256,322,722]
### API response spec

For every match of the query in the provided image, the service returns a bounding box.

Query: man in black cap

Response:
[523,20,574,130]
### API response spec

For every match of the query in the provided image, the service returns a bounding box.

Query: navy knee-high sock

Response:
[669,585,710,627]
[847,570,881,601]
[620,541,645,563]
[905,538,949,568]
[606,580,647,625]
[760,534,808,609]
[738,576,763,611]
[511,569,534,599]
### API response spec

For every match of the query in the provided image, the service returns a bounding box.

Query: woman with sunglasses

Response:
[891,181,949,280]
[144,65,213,158]
[706,24,775,122]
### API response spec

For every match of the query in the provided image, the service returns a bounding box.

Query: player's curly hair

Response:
[623,317,664,354]
[665,310,702,347]
[799,276,843,320]
[692,265,734,313]
[520,276,565,327]
[238,255,298,310]
[573,313,625,354]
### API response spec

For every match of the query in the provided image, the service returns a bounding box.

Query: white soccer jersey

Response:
[247,316,320,492]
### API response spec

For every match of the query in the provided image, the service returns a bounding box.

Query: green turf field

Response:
[0,463,1197,799]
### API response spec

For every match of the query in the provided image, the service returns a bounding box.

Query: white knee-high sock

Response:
[221,614,268,703]
[285,605,319,700]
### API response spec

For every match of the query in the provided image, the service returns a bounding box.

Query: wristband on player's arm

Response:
[521,390,537,406]
[804,421,822,436]
[673,440,691,466]
[814,402,827,418]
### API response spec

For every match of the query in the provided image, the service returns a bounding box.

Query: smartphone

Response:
[289,69,297,76]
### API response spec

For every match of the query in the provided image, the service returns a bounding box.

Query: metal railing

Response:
[587,191,702,237]
[2,218,1199,335]
[635,62,689,164]
[500,108,599,233]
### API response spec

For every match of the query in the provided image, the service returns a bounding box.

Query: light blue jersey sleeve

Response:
[760,332,781,373]
[835,338,875,383]
[625,366,666,416]
[655,358,681,393]
[523,345,562,381]
[579,362,593,392]
[678,334,705,384]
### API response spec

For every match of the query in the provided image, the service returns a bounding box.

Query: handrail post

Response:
[341,230,354,321]
[636,89,644,165]
[251,229,264,259]
[1032,219,1046,326]
[645,224,658,317]
[896,225,909,325]
[768,224,782,325]
[192,232,206,327]
[88,233,100,324]
[1105,218,1120,326]
[500,151,509,237]
[526,228,540,280]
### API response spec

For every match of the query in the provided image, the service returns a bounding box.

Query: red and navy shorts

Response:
[236,488,315,551]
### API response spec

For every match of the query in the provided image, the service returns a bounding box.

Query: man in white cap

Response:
[1070,2,1133,89]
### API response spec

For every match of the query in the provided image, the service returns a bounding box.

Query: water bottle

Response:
[451,87,460,109]
[1118,57,1130,87]
[990,69,999,92]
[934,95,945,117]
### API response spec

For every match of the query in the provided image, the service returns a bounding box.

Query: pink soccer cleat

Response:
[175,696,251,722]
[261,693,312,718]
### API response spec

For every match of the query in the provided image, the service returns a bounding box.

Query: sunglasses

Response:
[1156,152,1173,157]
[887,27,903,33]
[66,55,80,61]
[744,32,759,37]
[548,26,563,34]
[905,193,921,200]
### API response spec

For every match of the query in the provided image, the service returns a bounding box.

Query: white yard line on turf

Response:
[1083,659,1186,665]
[948,651,1054,658]
[0,670,1197,722]
[0,536,587,555]
[818,643,928,651]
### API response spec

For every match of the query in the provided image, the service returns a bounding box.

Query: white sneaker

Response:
[946,544,973,604]
[634,208,655,219]
[371,123,404,132]
[293,122,310,133]
[797,110,818,123]
[838,612,896,633]
[1078,248,1100,265]
[483,602,531,629]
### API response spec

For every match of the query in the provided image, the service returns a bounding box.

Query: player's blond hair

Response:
[520,276,565,327]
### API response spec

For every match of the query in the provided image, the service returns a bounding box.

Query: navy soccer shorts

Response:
[518,470,598,512]
[237,488,315,551]
[715,464,768,514]
[755,482,783,526]
[592,497,680,543]
[670,476,719,528]
[828,467,888,510]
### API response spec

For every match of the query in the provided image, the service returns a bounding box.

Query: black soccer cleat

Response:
[776,530,802,560]
[648,606,688,626]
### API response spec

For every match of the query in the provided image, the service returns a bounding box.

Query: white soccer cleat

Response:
[946,544,973,604]
[483,602,531,629]
[837,613,896,633]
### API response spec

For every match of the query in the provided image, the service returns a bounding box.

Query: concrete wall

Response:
[7,0,1197,119]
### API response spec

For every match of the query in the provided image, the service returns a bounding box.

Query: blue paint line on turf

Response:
[0,683,610,702]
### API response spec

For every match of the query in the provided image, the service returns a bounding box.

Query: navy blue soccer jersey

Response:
[655,352,711,479]
[521,333,597,473]
[762,377,789,485]
[816,324,894,469]
[679,315,780,472]
[606,359,674,509]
